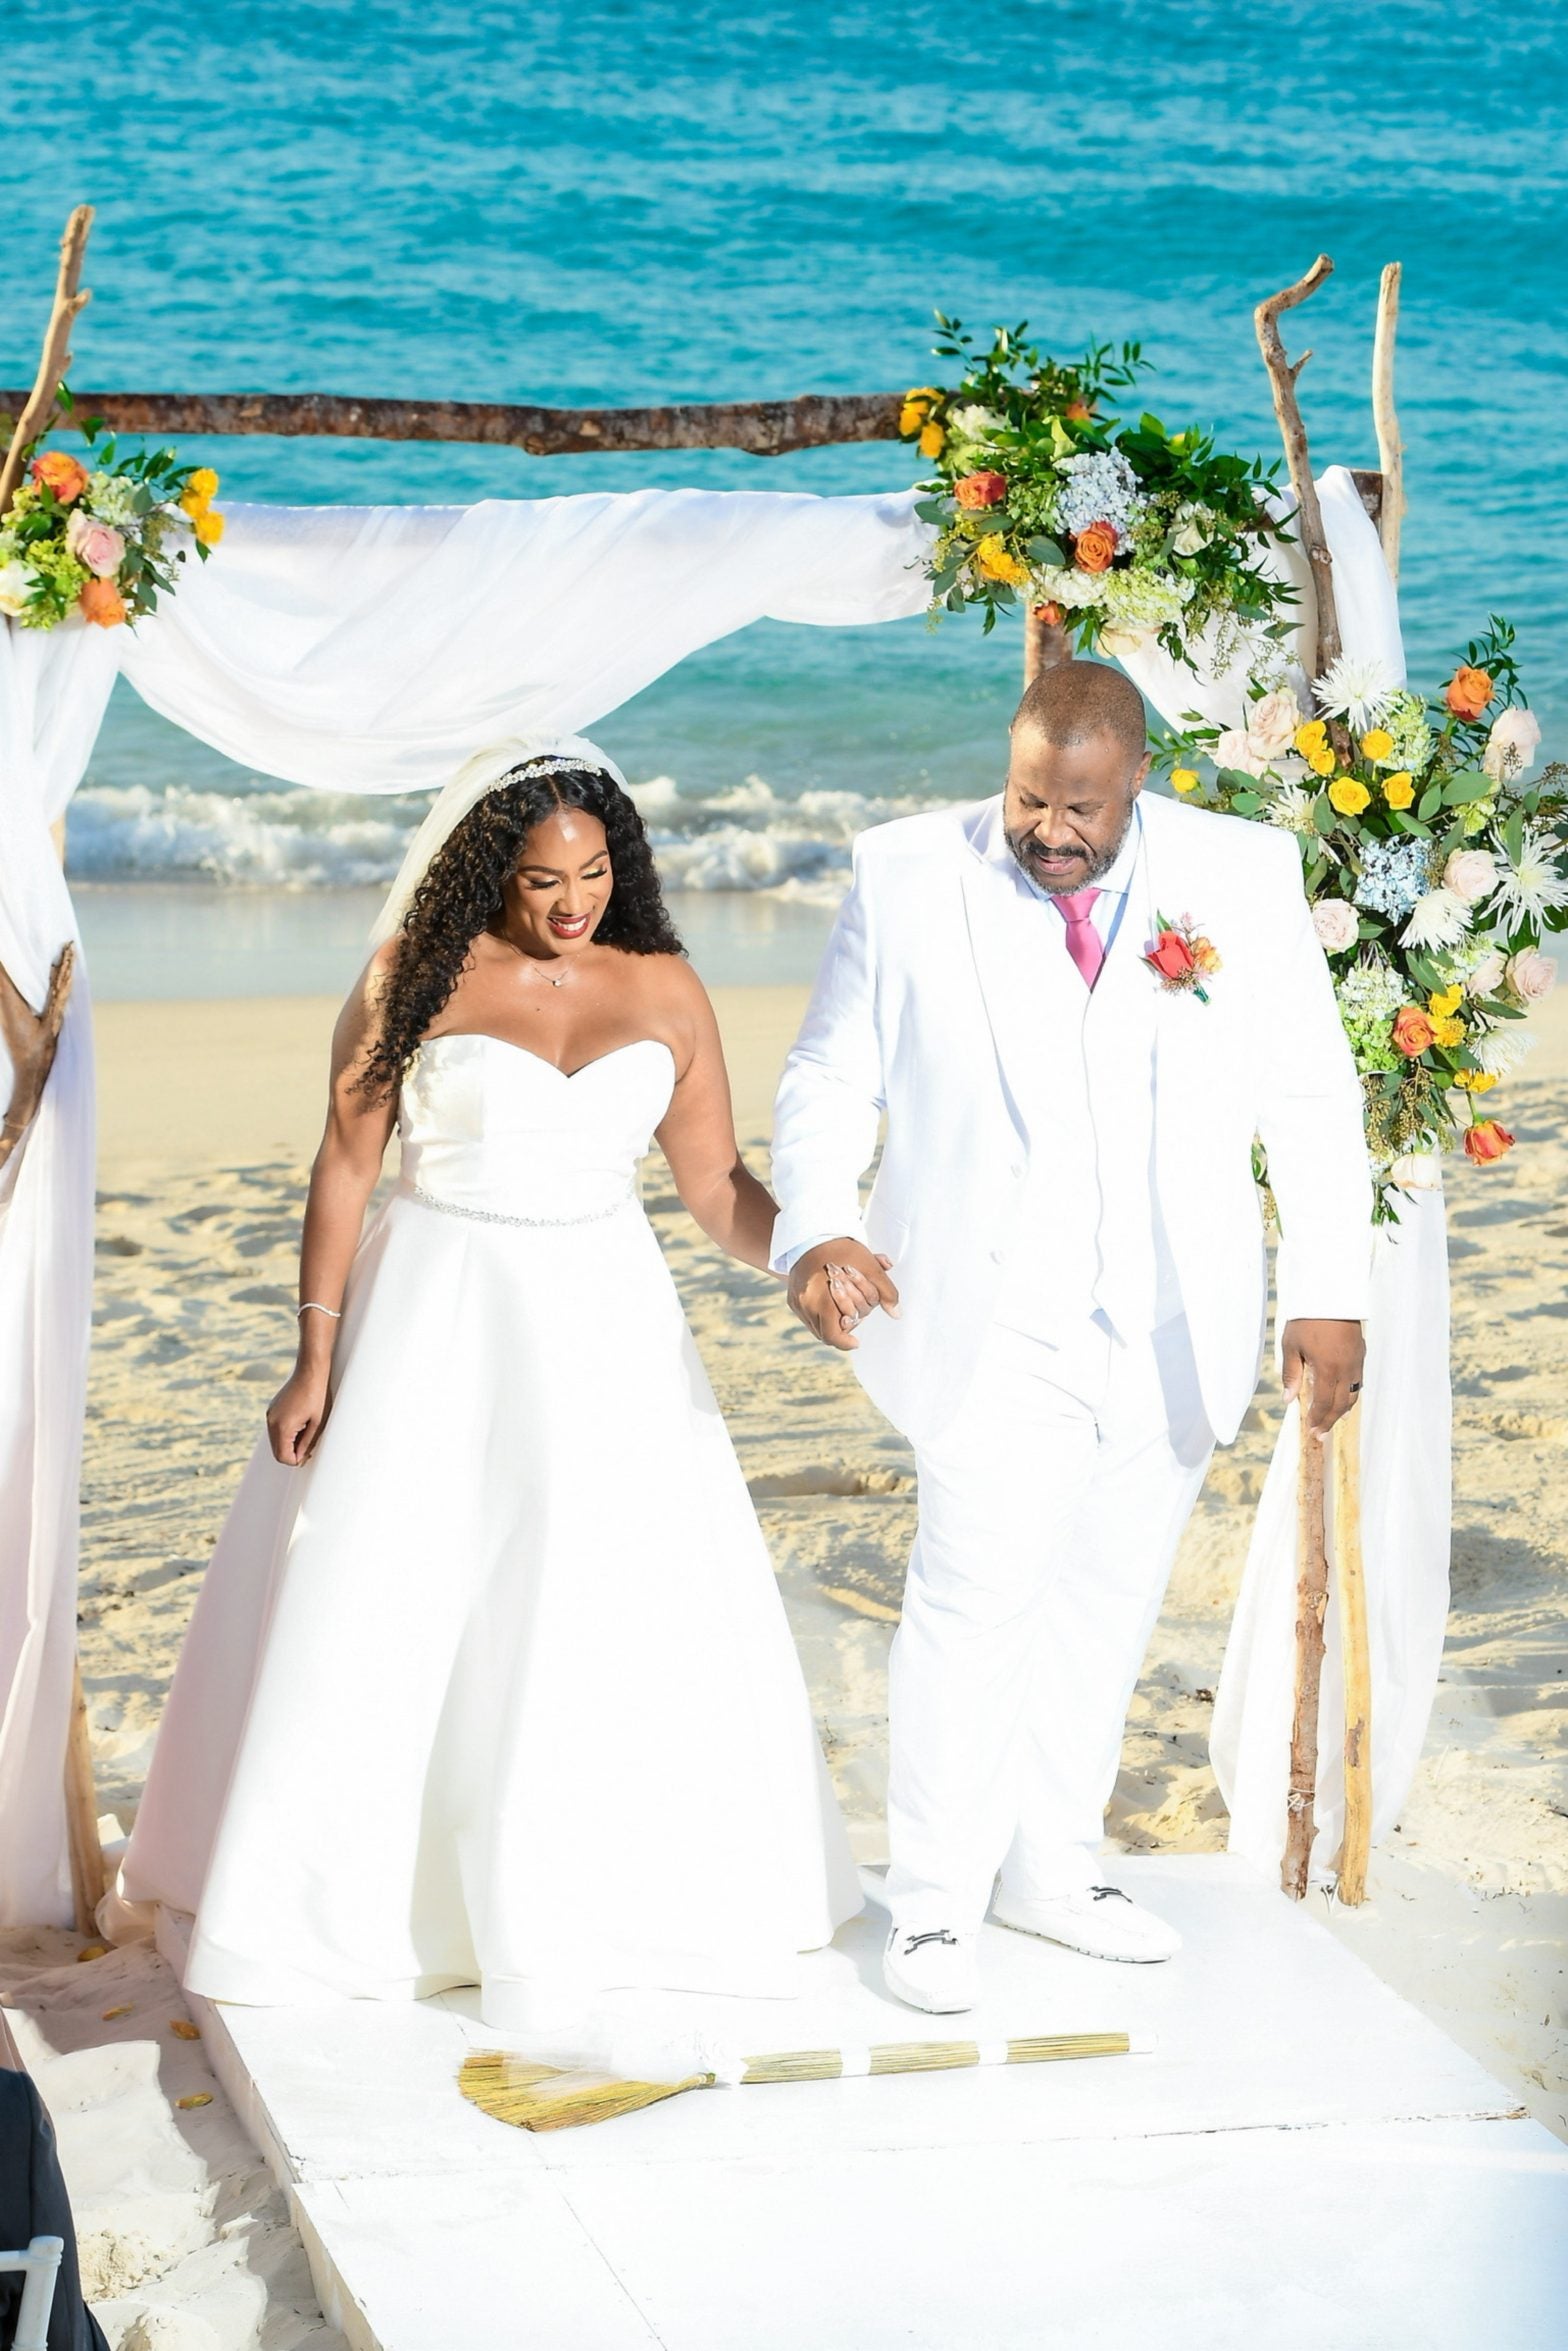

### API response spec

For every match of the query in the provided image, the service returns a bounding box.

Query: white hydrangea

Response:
[947,403,1004,445]
[1028,565,1109,612]
[86,471,141,526]
[1099,569,1191,627]
[0,559,37,617]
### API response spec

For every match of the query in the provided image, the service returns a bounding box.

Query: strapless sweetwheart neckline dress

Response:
[124,1032,861,2027]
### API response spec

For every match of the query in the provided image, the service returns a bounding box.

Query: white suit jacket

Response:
[770,791,1371,1449]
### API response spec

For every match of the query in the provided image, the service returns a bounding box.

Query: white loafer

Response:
[883,1925,979,2013]
[991,1884,1182,1964]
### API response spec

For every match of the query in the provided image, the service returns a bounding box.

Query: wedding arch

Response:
[1,209,1433,1936]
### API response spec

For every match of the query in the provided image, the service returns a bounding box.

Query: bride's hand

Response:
[267,1368,332,1466]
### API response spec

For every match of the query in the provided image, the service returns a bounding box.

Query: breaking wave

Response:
[66,773,965,905]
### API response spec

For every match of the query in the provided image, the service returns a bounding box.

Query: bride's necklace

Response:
[492,927,571,988]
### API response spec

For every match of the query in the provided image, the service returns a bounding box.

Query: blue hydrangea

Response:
[1055,450,1145,547]
[1354,838,1429,921]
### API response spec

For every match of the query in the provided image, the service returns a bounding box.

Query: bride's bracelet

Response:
[297,1301,343,1321]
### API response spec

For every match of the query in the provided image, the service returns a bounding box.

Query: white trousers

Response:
[885,1314,1215,1931]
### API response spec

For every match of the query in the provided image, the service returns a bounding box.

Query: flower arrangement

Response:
[903,316,1294,666]
[0,390,223,630]
[1144,913,1221,1004]
[1157,617,1565,1215]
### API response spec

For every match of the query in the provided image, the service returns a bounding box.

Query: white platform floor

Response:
[162,1856,1568,2351]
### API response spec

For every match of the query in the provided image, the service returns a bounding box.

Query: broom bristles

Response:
[459,2050,715,2132]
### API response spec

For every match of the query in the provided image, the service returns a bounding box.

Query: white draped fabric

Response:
[1122,466,1452,1884]
[0,484,931,1925]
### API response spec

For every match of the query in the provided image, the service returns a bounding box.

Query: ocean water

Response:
[10,0,1567,958]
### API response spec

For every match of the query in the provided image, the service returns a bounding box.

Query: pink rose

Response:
[1465,949,1506,998]
[1245,690,1304,762]
[1442,848,1497,906]
[65,511,126,579]
[1213,728,1270,778]
[1311,899,1359,953]
[1482,706,1542,783]
[1505,950,1556,1005]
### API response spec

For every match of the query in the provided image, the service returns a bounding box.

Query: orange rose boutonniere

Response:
[1144,912,1219,1005]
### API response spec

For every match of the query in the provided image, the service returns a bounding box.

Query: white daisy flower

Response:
[1401,888,1472,951]
[1473,1027,1538,1078]
[1264,781,1317,834]
[1314,651,1397,734]
[1489,825,1568,930]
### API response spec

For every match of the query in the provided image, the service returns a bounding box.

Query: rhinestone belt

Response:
[403,1182,634,1229]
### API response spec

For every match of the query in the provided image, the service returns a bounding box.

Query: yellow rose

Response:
[1428,985,1463,1017]
[187,467,219,503]
[1382,771,1415,808]
[975,534,1029,586]
[1308,747,1337,777]
[1360,727,1394,762]
[1294,719,1327,756]
[1453,1070,1497,1093]
[919,421,946,460]
[1169,767,1200,795]
[179,486,208,518]
[1430,1014,1465,1047]
[1328,777,1371,816]
[194,508,225,546]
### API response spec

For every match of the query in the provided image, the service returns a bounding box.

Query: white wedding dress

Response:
[123,1032,861,2027]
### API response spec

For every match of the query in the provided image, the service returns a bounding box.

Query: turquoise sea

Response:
[8,0,1566,985]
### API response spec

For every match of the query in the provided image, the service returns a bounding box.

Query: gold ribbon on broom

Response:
[459,2029,1150,2132]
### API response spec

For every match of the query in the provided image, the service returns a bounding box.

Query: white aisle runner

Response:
[159,1856,1567,2351]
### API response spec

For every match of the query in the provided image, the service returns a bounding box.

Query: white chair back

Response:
[0,2237,62,2351]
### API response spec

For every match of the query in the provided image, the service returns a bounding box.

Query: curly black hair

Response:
[358,759,684,1103]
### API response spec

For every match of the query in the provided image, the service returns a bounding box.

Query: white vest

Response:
[994,820,1182,1344]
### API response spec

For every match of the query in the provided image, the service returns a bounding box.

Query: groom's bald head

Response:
[1012,659,1148,761]
[1004,660,1151,896]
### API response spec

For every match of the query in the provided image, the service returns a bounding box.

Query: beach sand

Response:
[6,981,1565,2346]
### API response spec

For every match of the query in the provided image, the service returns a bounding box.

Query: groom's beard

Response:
[1005,805,1133,896]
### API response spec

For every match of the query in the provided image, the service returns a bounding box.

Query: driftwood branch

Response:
[1282,1380,1330,1901]
[0,384,905,460]
[1372,262,1405,585]
[1255,255,1341,679]
[1332,1410,1373,1905]
[0,205,94,518]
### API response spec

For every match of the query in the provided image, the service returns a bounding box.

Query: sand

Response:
[5,980,1564,2347]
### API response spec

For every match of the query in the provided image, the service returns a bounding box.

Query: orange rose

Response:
[1073,520,1118,574]
[1031,602,1063,627]
[1148,929,1196,981]
[1064,400,1094,422]
[31,449,88,504]
[954,470,1008,510]
[1444,665,1494,720]
[1390,1005,1435,1058]
[1462,1118,1514,1164]
[79,576,128,628]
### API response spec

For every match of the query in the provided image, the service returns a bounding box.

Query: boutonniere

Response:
[1144,910,1221,1004]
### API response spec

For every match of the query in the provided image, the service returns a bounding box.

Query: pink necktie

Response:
[1054,887,1104,988]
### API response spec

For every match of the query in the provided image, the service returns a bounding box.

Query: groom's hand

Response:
[1281,1318,1365,1437]
[788,1240,900,1351]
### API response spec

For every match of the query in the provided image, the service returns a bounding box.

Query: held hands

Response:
[787,1239,900,1352]
[1281,1318,1366,1437]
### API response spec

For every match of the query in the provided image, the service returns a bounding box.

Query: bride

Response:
[123,738,865,2028]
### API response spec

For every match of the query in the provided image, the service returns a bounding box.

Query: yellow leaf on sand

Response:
[175,2093,213,2110]
[101,2004,133,2020]
[75,1942,110,1962]
[170,2019,202,2040]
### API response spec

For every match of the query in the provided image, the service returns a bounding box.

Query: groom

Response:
[771,660,1370,2012]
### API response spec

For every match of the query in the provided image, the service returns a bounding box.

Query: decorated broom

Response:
[459,2028,1152,2132]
